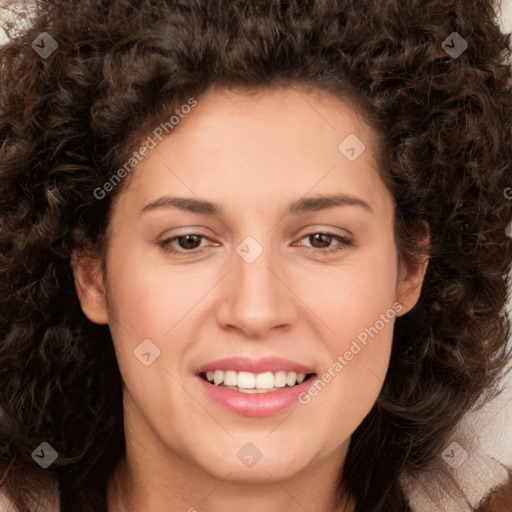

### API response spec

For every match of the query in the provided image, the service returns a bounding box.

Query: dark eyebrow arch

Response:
[141,196,221,215]
[287,193,373,215]
[140,193,373,216]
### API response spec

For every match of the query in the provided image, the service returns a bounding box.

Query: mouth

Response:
[199,370,317,393]
[195,356,318,416]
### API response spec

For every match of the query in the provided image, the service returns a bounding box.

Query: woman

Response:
[0,0,511,511]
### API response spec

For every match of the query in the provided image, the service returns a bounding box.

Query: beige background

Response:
[468,0,512,469]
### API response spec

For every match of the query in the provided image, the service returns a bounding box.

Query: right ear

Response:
[71,250,109,325]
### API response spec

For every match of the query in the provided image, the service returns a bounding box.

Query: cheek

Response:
[309,235,398,350]
[102,245,183,375]
[301,237,398,427]
[306,293,395,450]
[105,240,210,337]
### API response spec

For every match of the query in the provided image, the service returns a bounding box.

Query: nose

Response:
[215,240,299,339]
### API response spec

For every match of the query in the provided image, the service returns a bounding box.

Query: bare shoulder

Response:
[0,479,60,512]
[0,488,16,512]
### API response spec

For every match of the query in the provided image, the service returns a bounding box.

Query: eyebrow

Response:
[140,193,374,216]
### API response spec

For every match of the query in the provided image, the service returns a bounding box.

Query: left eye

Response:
[295,232,353,254]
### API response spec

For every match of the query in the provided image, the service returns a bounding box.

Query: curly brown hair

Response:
[0,0,511,511]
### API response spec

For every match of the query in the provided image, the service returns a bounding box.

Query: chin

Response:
[190,442,313,483]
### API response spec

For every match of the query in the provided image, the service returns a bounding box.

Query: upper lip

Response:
[196,356,316,375]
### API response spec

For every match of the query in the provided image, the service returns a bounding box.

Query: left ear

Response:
[71,249,109,325]
[395,226,430,316]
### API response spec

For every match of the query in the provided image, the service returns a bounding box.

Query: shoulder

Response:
[0,480,60,512]
[0,488,16,512]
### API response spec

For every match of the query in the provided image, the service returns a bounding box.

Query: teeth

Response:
[213,370,224,386]
[286,372,297,386]
[224,370,237,386]
[237,371,255,388]
[203,370,308,389]
[255,371,274,389]
[274,371,287,387]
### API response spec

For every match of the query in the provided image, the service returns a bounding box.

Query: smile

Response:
[195,357,318,416]
[200,370,312,393]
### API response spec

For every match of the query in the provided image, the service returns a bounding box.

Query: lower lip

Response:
[196,375,316,416]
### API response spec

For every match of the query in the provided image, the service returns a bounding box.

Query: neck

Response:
[107,444,354,512]
[107,393,355,512]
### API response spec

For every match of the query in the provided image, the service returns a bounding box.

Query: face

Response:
[74,86,426,485]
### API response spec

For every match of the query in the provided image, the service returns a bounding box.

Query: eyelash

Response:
[158,232,353,256]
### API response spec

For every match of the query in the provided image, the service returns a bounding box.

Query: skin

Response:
[73,86,428,512]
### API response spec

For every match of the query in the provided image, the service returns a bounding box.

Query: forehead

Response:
[115,86,391,219]
[175,86,373,144]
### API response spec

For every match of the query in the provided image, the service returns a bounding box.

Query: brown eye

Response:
[175,234,203,250]
[159,234,208,253]
[308,233,334,248]
[297,232,353,255]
